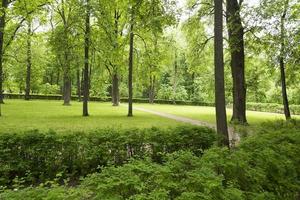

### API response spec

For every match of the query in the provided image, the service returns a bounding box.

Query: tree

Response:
[128,9,134,117]
[92,0,129,107]
[127,0,177,116]
[0,0,50,105]
[255,0,299,120]
[214,0,229,147]
[24,20,32,100]
[279,0,291,120]
[226,0,247,124]
[50,0,80,106]
[0,0,8,104]
[82,0,90,117]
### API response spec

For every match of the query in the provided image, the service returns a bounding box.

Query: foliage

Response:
[157,84,188,101]
[246,102,300,115]
[39,83,60,95]
[1,120,300,199]
[0,125,216,187]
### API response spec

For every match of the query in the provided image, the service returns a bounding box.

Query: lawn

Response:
[0,100,297,134]
[0,100,183,133]
[137,103,294,125]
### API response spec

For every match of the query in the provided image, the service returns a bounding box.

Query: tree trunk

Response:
[112,73,119,106]
[214,0,229,147]
[83,0,90,117]
[56,70,60,85]
[76,68,81,102]
[128,22,134,117]
[149,75,155,104]
[25,21,32,101]
[111,10,120,107]
[280,59,291,120]
[280,3,291,120]
[0,0,8,104]
[226,0,247,124]
[173,50,178,104]
[63,57,71,106]
[89,64,92,90]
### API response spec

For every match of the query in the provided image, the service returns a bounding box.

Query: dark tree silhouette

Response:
[214,0,229,147]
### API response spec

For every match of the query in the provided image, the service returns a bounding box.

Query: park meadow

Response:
[0,0,300,199]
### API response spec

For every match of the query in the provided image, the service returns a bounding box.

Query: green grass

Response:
[0,100,183,133]
[137,103,296,125]
[1,100,297,134]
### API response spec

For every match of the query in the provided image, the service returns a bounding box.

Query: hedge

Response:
[3,93,215,106]
[1,120,300,199]
[4,93,300,114]
[3,93,111,102]
[246,102,300,115]
[0,126,216,188]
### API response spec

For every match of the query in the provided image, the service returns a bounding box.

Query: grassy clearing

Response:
[1,100,297,134]
[0,100,183,133]
[137,103,296,125]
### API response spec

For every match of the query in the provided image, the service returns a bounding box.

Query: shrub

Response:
[246,102,300,115]
[39,83,60,95]
[2,121,299,200]
[78,121,300,199]
[157,84,189,101]
[0,126,216,187]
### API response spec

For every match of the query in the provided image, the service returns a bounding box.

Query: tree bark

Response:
[25,21,32,101]
[56,70,60,85]
[63,55,71,106]
[173,50,178,104]
[128,22,134,117]
[0,0,8,104]
[214,0,229,147]
[280,1,291,120]
[83,0,90,117]
[111,10,120,107]
[76,68,81,102]
[112,73,119,106]
[149,75,155,104]
[226,0,247,124]
[280,58,291,120]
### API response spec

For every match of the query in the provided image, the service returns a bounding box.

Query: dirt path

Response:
[134,106,240,147]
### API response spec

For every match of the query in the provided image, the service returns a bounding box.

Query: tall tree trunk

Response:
[214,0,229,147]
[50,71,54,85]
[280,1,291,120]
[83,0,90,117]
[128,22,134,117]
[76,68,81,102]
[63,56,71,106]
[173,50,178,104]
[111,10,121,107]
[112,73,119,106]
[56,70,60,85]
[226,0,247,124]
[280,58,291,120]
[89,63,92,90]
[25,21,32,101]
[0,0,8,104]
[149,75,155,104]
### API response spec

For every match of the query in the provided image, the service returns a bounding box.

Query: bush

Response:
[247,102,300,115]
[39,83,60,95]
[1,121,299,199]
[157,84,189,101]
[0,126,216,188]
[79,125,300,199]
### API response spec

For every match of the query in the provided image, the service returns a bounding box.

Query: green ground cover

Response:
[1,100,298,134]
[138,103,297,125]
[1,120,299,199]
[0,100,182,133]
